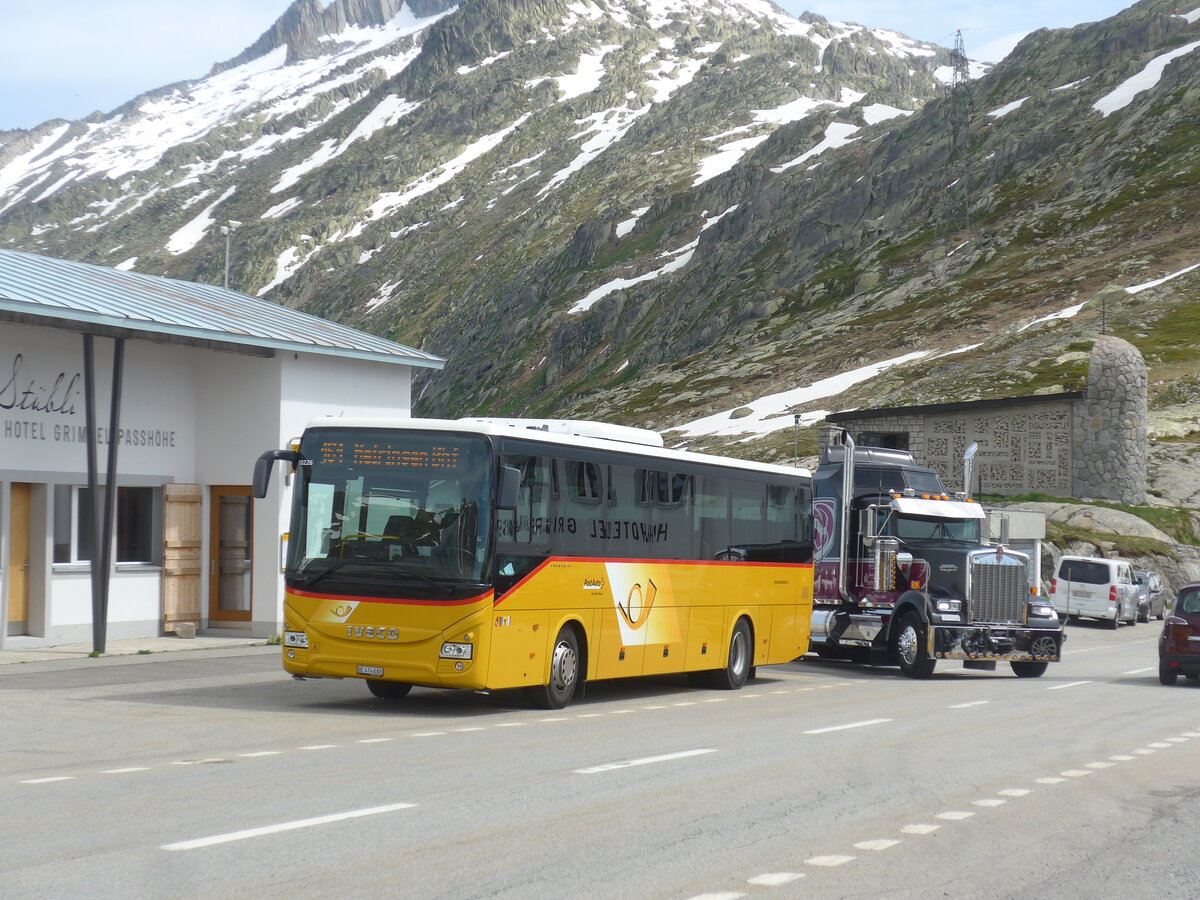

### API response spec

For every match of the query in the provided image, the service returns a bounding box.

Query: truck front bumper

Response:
[933,624,1062,662]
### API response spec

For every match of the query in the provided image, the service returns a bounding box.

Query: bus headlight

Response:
[284,631,308,648]
[440,642,473,660]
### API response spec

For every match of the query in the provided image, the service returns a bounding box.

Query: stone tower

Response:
[1072,336,1148,504]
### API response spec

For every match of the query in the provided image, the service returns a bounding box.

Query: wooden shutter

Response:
[162,484,203,633]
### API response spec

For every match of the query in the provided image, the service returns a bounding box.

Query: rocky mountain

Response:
[2,0,1198,475]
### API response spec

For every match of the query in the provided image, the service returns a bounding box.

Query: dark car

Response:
[1135,570,1166,623]
[1159,582,1200,685]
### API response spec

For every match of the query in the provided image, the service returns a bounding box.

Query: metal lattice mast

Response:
[947,29,973,238]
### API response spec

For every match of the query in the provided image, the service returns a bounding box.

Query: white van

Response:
[1051,555,1138,628]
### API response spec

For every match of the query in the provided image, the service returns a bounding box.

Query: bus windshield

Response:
[894,514,980,544]
[288,429,493,597]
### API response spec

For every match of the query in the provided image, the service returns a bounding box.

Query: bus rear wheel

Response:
[366,680,412,700]
[528,626,580,709]
[709,618,752,690]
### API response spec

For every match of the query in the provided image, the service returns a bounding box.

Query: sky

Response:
[0,1,1138,132]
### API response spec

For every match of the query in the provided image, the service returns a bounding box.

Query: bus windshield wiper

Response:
[392,568,456,595]
[294,560,352,588]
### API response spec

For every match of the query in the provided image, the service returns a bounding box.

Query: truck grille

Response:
[969,552,1028,625]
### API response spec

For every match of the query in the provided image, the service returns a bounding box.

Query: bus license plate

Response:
[357,666,384,677]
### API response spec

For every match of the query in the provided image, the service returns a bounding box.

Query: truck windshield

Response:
[287,429,493,598]
[894,514,980,544]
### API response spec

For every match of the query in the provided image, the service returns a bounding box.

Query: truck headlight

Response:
[440,642,473,660]
[936,599,962,613]
[1031,604,1056,618]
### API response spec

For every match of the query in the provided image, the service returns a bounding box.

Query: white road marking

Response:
[299,744,337,750]
[1048,681,1092,691]
[704,697,727,702]
[1062,769,1094,777]
[1182,732,1200,738]
[1086,762,1114,769]
[162,802,416,851]
[804,718,892,735]
[413,732,446,737]
[102,767,149,774]
[1122,667,1155,675]
[496,721,529,726]
[950,700,990,709]
[357,738,393,743]
[972,799,1006,807]
[1148,742,1172,748]
[901,824,941,835]
[1166,736,1188,743]
[1109,755,1135,761]
[675,701,698,707]
[1134,748,1155,755]
[575,714,602,719]
[1036,777,1066,784]
[238,751,282,758]
[748,873,804,886]
[686,893,745,900]
[575,748,716,775]
[642,705,667,710]
[454,727,485,732]
[611,709,635,714]
[539,717,567,722]
[936,811,975,821]
[999,788,1031,797]
[855,839,900,851]
[806,855,855,867]
[20,776,74,784]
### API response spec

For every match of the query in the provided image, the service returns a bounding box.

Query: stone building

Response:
[822,336,1148,504]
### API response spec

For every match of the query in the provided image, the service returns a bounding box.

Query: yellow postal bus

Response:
[254,418,813,708]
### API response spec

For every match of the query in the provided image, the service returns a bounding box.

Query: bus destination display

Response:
[316,439,462,470]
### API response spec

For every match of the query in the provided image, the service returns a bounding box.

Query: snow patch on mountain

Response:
[165,185,237,255]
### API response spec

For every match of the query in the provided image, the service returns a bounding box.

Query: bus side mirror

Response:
[498,466,521,510]
[253,449,301,498]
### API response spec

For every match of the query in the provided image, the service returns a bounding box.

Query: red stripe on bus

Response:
[289,588,493,607]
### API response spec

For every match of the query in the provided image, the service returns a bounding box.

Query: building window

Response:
[53,485,159,564]
[860,431,910,451]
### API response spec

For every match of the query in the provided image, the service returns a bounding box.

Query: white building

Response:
[0,249,443,648]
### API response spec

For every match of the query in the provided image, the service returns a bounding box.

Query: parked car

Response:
[1159,582,1200,685]
[1050,555,1138,628]
[1134,570,1166,622]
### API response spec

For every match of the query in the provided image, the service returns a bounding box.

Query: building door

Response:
[6,483,31,635]
[209,486,252,624]
[162,484,203,634]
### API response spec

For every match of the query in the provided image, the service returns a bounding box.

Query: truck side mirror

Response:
[497,466,521,510]
[253,449,301,498]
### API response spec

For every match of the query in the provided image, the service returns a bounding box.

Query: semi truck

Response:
[809,434,1064,677]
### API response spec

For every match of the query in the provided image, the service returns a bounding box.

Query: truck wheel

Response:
[895,612,935,678]
[1108,613,1120,630]
[366,680,412,700]
[709,618,752,690]
[1011,660,1048,678]
[1159,661,1177,685]
[528,626,581,709]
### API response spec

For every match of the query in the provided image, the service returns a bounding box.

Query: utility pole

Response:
[220,220,242,289]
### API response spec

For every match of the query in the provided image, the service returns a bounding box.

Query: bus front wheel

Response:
[528,626,581,709]
[366,680,412,700]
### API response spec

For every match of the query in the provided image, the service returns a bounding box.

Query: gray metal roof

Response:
[0,248,444,370]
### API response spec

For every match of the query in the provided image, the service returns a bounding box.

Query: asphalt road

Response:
[1,620,1196,899]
